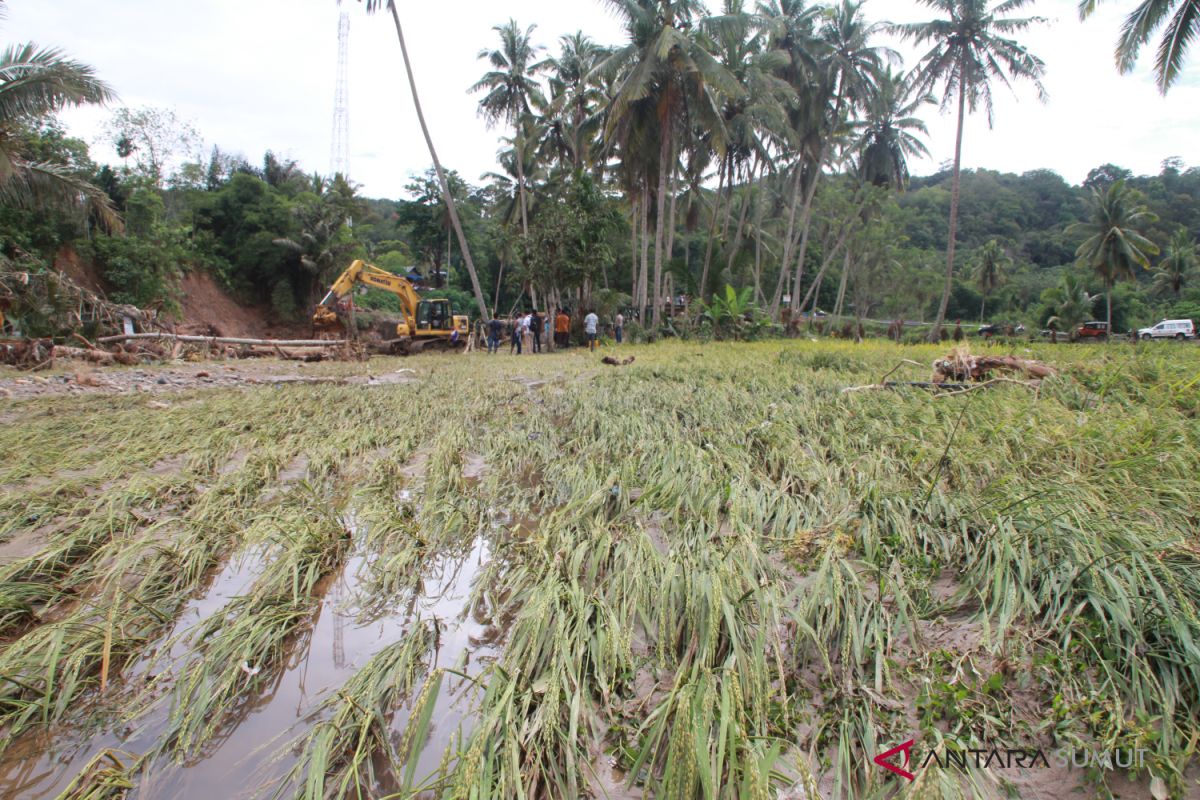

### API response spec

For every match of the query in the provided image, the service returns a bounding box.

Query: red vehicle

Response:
[1076,321,1108,339]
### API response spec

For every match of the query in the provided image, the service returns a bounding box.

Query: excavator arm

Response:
[317,260,421,317]
[313,260,469,353]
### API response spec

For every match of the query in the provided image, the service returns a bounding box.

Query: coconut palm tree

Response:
[759,0,823,316]
[472,20,547,238]
[0,37,121,231]
[699,0,795,301]
[354,0,489,321]
[1068,179,1159,336]
[786,0,893,318]
[1045,272,1097,339]
[894,0,1047,342]
[1152,228,1197,297]
[1080,0,1200,93]
[601,0,742,327]
[541,32,609,172]
[827,69,929,322]
[853,68,931,191]
[972,239,1010,322]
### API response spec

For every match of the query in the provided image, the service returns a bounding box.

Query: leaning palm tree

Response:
[972,239,1010,322]
[1068,179,1159,336]
[786,0,893,319]
[894,0,1046,342]
[1080,0,1199,93]
[0,41,121,231]
[354,0,489,321]
[472,20,546,238]
[1152,228,1197,297]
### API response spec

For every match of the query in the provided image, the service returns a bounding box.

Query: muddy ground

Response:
[0,356,424,402]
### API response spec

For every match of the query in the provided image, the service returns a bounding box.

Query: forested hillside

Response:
[4,116,1196,336]
[2,0,1198,339]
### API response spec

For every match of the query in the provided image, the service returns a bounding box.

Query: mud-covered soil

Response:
[0,357,422,401]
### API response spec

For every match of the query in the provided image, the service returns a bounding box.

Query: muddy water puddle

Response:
[0,520,500,799]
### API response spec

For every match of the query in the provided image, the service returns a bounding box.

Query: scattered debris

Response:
[601,355,635,366]
[842,347,1055,394]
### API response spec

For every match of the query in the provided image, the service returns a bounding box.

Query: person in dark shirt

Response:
[487,317,503,353]
[530,310,543,353]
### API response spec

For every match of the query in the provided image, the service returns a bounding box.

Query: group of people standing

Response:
[483,308,626,354]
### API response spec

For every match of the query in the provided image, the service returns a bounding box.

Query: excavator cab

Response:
[415,299,452,332]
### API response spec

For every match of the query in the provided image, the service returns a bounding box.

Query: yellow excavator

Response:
[313,260,469,354]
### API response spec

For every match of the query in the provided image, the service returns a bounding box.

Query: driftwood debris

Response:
[932,349,1057,384]
[842,347,1056,395]
[601,355,636,366]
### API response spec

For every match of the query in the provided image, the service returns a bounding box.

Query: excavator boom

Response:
[314,260,469,354]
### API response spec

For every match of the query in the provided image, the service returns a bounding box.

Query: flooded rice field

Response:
[1,342,1198,798]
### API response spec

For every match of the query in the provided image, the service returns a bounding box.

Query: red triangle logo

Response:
[874,739,916,781]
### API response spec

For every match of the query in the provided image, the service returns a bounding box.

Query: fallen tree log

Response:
[97,333,349,347]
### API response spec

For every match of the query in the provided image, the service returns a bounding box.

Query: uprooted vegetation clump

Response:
[0,339,1197,799]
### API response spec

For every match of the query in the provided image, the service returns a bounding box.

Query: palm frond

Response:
[0,43,115,122]
[0,159,122,233]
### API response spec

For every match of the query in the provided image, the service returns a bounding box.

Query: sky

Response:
[7,0,1199,199]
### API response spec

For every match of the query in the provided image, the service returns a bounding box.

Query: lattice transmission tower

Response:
[330,10,350,178]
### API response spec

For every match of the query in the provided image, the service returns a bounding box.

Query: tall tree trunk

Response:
[494,252,505,312]
[833,249,851,319]
[1106,278,1113,340]
[633,195,643,298]
[665,163,678,310]
[639,183,650,320]
[515,135,530,238]
[721,158,736,239]
[386,3,489,321]
[771,163,804,317]
[932,80,967,343]
[979,293,986,324]
[724,183,752,283]
[799,212,859,313]
[698,158,727,304]
[789,162,822,315]
[753,181,765,307]
[789,88,846,318]
[651,120,671,328]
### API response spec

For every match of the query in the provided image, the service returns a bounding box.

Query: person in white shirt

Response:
[584,310,599,351]
[614,312,625,344]
[521,314,534,354]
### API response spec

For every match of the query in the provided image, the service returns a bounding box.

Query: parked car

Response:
[977,323,1024,338]
[1137,319,1196,340]
[1076,321,1109,339]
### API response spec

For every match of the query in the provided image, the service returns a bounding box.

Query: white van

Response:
[1137,319,1196,340]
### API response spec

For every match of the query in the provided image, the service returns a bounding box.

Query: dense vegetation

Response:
[1,0,1197,338]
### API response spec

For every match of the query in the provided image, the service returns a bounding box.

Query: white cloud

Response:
[8,0,1198,196]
